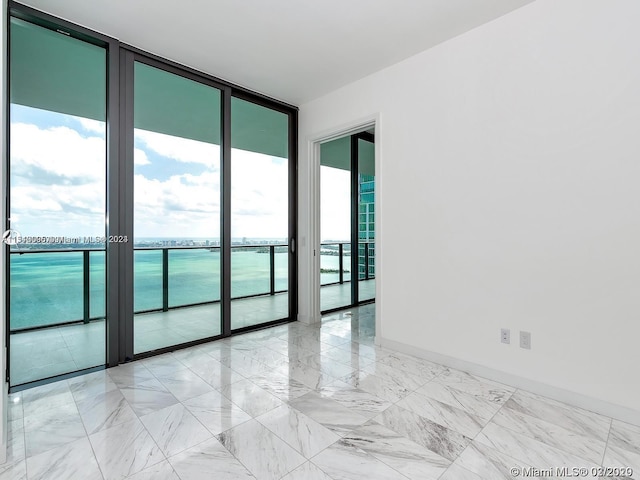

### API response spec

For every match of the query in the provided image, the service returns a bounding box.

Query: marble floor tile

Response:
[25,437,102,480]
[476,422,599,470]
[183,391,252,435]
[168,437,255,480]
[155,369,215,402]
[120,378,179,416]
[439,463,483,480]
[126,460,180,480]
[416,380,503,421]
[24,403,86,458]
[332,342,391,362]
[274,362,337,390]
[434,368,515,401]
[77,389,138,435]
[219,350,273,377]
[342,421,450,480]
[21,380,75,419]
[141,354,189,378]
[220,379,282,417]
[6,419,25,464]
[7,393,24,422]
[491,404,607,463]
[248,372,312,401]
[289,391,369,437]
[295,355,357,379]
[89,418,164,480]
[311,442,409,480]
[603,446,640,479]
[140,403,212,457]
[319,379,392,419]
[256,404,340,458]
[247,349,290,370]
[373,404,471,462]
[397,391,486,438]
[107,362,155,389]
[377,352,444,380]
[186,357,245,391]
[609,420,640,456]
[0,460,27,480]
[9,303,634,480]
[217,419,306,480]
[67,370,118,403]
[339,369,420,403]
[280,462,333,480]
[454,441,535,480]
[505,390,611,441]
[321,346,376,369]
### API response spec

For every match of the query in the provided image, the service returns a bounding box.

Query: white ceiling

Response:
[18,0,534,105]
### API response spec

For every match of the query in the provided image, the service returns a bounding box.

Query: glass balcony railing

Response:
[320,241,375,286]
[9,244,290,332]
[9,242,374,332]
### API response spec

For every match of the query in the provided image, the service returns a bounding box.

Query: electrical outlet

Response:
[501,328,510,344]
[520,331,531,350]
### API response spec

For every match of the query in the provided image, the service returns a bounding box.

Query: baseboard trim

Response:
[379,337,640,427]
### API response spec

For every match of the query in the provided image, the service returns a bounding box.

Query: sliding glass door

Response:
[5,4,297,389]
[230,97,292,330]
[320,132,375,313]
[357,136,375,303]
[132,60,223,354]
[7,17,109,386]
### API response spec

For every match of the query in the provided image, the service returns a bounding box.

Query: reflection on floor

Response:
[321,279,375,312]
[4,303,638,480]
[10,293,290,386]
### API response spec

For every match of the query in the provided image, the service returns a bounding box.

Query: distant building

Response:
[358,173,375,279]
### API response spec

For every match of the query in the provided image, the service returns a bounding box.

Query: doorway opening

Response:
[319,129,375,314]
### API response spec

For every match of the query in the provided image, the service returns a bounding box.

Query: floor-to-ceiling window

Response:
[319,131,375,313]
[7,16,109,386]
[132,60,223,354]
[5,5,297,390]
[230,97,292,330]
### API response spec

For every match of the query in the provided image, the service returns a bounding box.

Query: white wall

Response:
[0,0,8,464]
[299,0,640,419]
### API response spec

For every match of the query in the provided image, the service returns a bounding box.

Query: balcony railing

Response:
[9,241,374,333]
[9,244,288,333]
[320,241,375,286]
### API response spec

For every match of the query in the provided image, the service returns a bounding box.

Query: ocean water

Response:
[10,249,343,330]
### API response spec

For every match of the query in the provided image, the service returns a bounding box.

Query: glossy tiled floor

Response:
[3,304,639,480]
[11,279,375,386]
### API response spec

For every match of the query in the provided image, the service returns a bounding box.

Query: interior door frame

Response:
[304,113,381,341]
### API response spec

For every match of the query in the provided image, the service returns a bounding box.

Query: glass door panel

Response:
[357,137,375,303]
[230,97,290,329]
[133,61,222,354]
[320,136,352,311]
[8,18,108,386]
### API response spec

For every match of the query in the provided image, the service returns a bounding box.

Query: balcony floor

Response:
[9,281,375,386]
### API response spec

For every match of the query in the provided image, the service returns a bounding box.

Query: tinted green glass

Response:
[230,97,290,329]
[133,62,222,354]
[9,19,107,386]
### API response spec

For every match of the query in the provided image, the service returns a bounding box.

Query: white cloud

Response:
[135,129,219,167]
[230,149,288,239]
[134,148,150,166]
[321,166,351,242]
[10,122,106,237]
[10,118,295,241]
[74,117,106,135]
